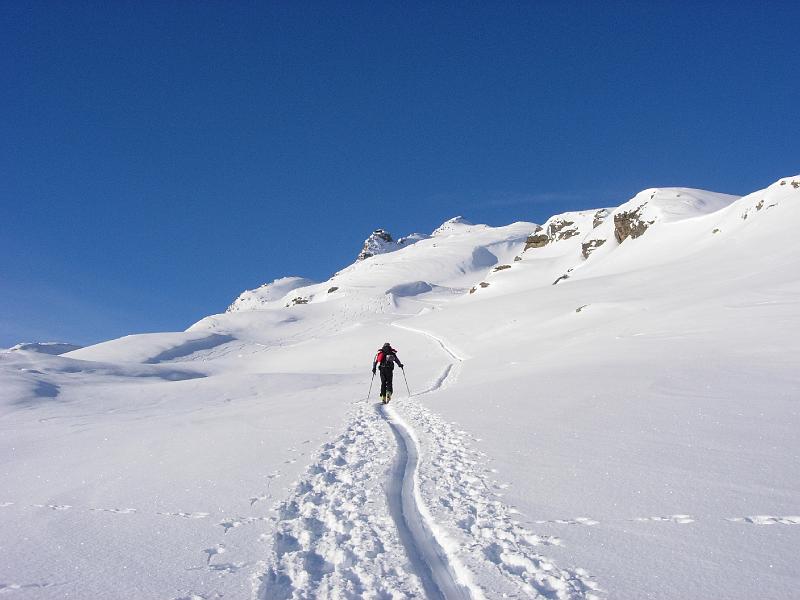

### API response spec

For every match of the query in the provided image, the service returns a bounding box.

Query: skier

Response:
[372,342,404,403]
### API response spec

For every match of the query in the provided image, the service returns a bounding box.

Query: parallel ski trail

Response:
[381,402,475,600]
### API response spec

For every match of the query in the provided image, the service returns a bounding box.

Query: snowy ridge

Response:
[228,277,318,312]
[6,341,83,355]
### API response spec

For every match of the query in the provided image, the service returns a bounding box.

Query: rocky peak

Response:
[357,229,395,260]
[357,228,429,261]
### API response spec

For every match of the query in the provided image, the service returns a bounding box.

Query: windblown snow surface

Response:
[1,177,799,599]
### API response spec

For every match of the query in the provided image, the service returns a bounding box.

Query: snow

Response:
[228,277,318,312]
[7,341,83,355]
[1,179,799,599]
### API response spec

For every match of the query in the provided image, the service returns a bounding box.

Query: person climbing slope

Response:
[372,342,404,404]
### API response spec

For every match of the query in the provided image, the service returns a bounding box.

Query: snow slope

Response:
[1,176,799,599]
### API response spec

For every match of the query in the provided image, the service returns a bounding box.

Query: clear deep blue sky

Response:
[2,1,798,347]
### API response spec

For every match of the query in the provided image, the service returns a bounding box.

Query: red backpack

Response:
[376,349,397,368]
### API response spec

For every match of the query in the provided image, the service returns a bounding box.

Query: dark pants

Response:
[379,368,394,397]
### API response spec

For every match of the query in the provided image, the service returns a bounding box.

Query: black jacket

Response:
[373,347,403,371]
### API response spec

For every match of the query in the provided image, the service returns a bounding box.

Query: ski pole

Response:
[401,367,412,397]
[367,371,375,399]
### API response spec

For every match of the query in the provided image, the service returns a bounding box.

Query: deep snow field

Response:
[2,176,799,599]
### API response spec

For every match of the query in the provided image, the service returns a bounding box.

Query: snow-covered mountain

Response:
[6,341,83,355]
[2,176,799,600]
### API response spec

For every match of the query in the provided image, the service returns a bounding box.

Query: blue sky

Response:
[2,1,798,347]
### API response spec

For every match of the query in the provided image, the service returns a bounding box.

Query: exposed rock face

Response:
[327,286,339,293]
[358,229,394,260]
[614,205,654,243]
[581,239,606,259]
[524,218,580,251]
[524,227,549,250]
[493,264,511,272]
[593,209,609,228]
[548,218,579,241]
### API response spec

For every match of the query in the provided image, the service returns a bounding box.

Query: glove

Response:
[372,368,376,375]
[398,363,404,369]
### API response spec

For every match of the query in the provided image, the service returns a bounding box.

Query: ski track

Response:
[382,402,476,600]
[255,401,426,599]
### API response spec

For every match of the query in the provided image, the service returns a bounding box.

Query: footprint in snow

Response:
[249,494,270,506]
[727,515,800,525]
[90,507,137,514]
[631,515,694,524]
[157,511,210,519]
[534,517,600,526]
[218,516,269,533]
[203,544,226,564]
[0,582,59,592]
[32,504,72,511]
[207,562,247,573]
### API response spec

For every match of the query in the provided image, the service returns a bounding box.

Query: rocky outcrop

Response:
[614,205,654,243]
[548,218,579,241]
[493,264,511,272]
[592,209,609,228]
[469,282,490,294]
[524,218,581,251]
[524,227,549,250]
[358,229,395,260]
[581,239,606,259]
